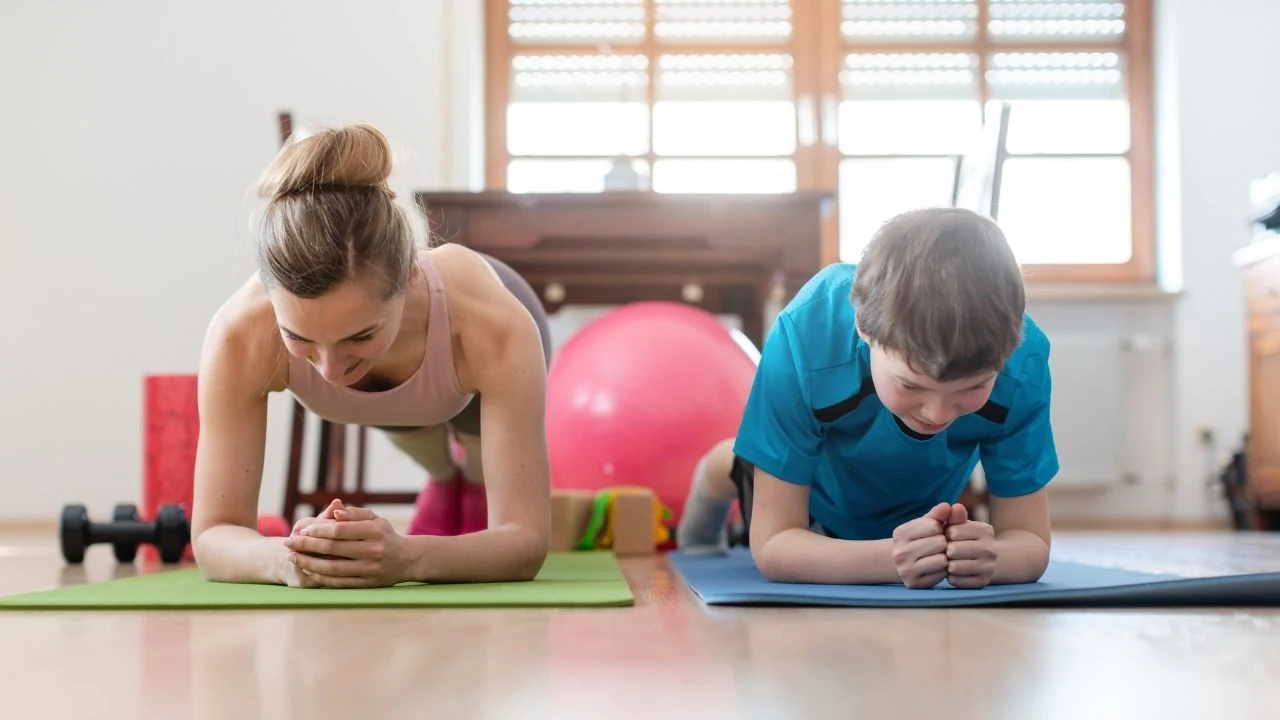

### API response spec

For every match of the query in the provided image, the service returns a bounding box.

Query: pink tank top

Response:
[285,251,475,427]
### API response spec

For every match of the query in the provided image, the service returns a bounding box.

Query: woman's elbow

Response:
[188,520,250,576]
[509,546,547,582]
[190,525,227,574]
[190,517,235,554]
[503,526,550,581]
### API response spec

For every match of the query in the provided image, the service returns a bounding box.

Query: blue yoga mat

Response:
[669,548,1280,607]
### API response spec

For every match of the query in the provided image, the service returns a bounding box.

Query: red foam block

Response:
[144,374,200,518]
[143,374,199,561]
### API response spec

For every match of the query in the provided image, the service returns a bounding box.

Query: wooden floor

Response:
[3,530,1280,719]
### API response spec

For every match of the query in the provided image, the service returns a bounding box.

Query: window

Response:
[493,0,801,194]
[486,0,1154,283]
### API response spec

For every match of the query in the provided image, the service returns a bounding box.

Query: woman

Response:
[191,123,552,588]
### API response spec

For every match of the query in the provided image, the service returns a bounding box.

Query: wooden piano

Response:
[412,190,835,347]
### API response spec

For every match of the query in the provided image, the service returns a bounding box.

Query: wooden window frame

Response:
[484,0,1155,285]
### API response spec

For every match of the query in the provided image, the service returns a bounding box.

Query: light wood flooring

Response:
[2,529,1280,720]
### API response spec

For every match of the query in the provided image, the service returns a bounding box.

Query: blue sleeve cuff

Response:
[732,436,819,486]
[981,381,1058,497]
[731,315,823,486]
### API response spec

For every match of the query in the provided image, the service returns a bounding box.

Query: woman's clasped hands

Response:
[280,499,413,588]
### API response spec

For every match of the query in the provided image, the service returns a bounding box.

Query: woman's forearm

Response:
[754,528,899,585]
[991,529,1050,584]
[404,524,547,584]
[192,524,289,585]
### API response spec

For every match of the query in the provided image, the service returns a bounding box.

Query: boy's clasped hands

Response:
[891,502,996,589]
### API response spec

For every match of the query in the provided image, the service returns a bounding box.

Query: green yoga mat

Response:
[0,551,634,610]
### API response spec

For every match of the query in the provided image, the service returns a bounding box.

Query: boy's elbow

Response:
[1027,529,1051,572]
[997,530,1051,584]
[755,560,788,583]
[1018,546,1050,583]
[1029,539,1051,581]
[1018,556,1050,585]
[750,534,790,583]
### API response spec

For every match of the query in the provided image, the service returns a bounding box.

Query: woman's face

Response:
[269,278,405,387]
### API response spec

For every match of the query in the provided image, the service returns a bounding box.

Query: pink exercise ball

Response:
[546,302,759,528]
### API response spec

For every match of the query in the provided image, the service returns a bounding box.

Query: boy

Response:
[678,208,1057,589]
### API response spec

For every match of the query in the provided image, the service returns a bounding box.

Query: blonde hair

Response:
[254,123,415,300]
[852,208,1026,381]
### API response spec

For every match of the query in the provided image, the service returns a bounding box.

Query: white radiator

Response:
[1040,333,1173,489]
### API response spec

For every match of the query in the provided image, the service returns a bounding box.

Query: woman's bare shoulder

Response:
[429,243,529,321]
[427,243,543,375]
[200,275,290,397]
[427,244,511,311]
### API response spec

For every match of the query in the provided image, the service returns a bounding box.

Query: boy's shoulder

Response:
[774,263,862,370]
[785,262,859,312]
[1002,313,1052,385]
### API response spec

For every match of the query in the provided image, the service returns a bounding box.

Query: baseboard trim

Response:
[0,520,56,534]
[1052,517,1234,532]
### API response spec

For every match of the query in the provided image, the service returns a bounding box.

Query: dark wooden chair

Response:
[279,399,419,522]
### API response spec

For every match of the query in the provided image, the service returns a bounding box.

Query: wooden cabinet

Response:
[413,191,835,347]
[1236,235,1280,526]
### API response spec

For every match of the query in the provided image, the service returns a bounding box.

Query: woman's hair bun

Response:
[257,123,394,201]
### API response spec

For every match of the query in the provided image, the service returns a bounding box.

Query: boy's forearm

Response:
[991,529,1050,584]
[754,528,899,585]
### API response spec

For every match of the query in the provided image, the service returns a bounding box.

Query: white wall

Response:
[1025,0,1280,526]
[0,0,465,520]
[1,0,1277,527]
[1161,0,1280,520]
[1025,298,1180,523]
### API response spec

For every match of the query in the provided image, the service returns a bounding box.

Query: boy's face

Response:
[867,343,997,435]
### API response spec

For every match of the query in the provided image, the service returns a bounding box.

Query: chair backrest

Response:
[280,399,419,521]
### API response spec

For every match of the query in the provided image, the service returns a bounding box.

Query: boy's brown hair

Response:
[851,208,1026,382]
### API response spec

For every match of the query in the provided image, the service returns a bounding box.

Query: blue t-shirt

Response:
[733,263,1058,541]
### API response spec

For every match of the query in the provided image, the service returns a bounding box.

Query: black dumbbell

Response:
[60,503,191,565]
